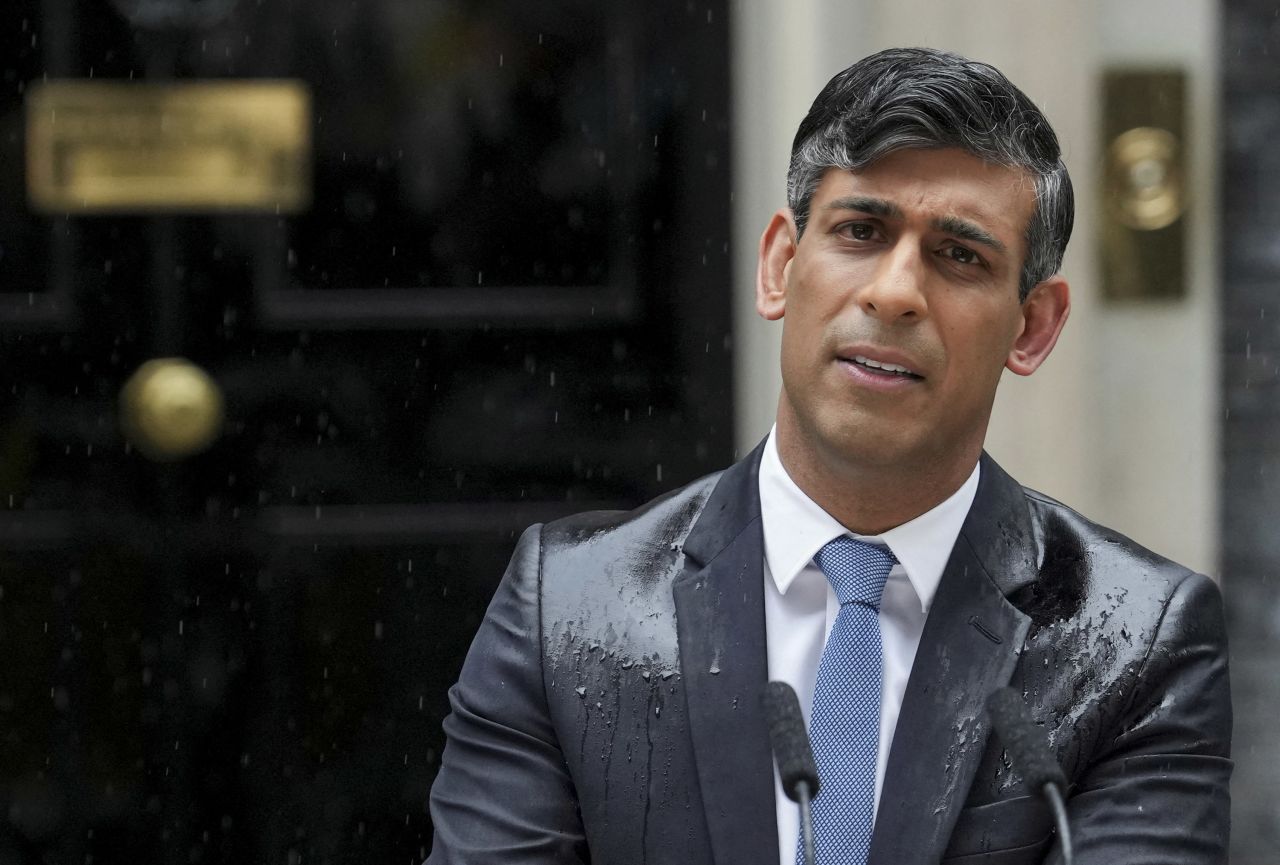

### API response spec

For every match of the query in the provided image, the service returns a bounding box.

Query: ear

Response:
[755,208,798,321]
[1006,275,1070,376]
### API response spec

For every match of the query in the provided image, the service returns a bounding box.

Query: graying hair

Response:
[787,48,1073,301]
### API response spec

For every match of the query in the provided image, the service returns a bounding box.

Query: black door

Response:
[0,2,732,862]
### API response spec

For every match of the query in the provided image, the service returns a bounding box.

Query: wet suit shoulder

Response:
[914,454,1232,864]
[425,465,732,865]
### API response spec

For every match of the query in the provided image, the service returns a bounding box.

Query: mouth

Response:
[841,353,924,380]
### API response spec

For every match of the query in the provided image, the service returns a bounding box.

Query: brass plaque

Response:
[1100,68,1186,300]
[26,80,311,213]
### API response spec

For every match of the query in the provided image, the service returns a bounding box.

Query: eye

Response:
[836,221,880,242]
[944,244,982,266]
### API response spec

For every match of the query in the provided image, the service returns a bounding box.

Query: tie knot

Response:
[814,536,896,610]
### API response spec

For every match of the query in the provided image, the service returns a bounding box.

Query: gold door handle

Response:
[120,358,225,461]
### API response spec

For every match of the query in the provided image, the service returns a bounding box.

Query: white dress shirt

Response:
[759,428,980,865]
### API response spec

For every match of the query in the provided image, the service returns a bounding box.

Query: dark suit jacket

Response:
[426,446,1231,864]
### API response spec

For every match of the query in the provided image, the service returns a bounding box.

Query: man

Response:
[426,48,1231,865]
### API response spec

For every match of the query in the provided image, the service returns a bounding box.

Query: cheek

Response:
[779,315,820,388]
[943,308,1022,380]
[778,279,829,356]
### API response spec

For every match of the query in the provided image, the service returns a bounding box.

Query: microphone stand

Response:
[795,780,816,865]
[761,681,821,865]
[986,687,1074,865]
[1042,781,1073,865]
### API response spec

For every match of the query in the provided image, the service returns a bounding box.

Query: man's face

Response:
[758,147,1056,476]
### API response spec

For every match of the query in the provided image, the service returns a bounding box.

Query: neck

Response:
[774,414,980,536]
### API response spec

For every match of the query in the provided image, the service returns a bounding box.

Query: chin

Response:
[815,419,919,471]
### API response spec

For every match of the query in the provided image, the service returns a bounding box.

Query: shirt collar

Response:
[758,427,980,614]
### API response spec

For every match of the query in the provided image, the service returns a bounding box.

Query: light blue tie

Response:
[801,536,896,865]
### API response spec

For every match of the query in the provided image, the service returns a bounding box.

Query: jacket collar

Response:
[673,441,779,865]
[868,452,1035,863]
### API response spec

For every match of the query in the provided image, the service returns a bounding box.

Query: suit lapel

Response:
[869,454,1038,865]
[673,443,780,865]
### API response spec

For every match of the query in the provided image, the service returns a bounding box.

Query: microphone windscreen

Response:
[985,687,1067,792]
[761,681,820,802]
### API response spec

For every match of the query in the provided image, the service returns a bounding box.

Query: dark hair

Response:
[787,47,1073,301]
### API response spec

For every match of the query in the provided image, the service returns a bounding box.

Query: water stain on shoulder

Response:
[1011,514,1088,628]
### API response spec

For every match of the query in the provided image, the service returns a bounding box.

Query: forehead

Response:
[812,148,1036,248]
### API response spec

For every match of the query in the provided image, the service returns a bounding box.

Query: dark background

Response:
[0,1,732,862]
[1223,0,1280,860]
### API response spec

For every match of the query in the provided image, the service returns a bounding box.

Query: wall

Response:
[730,0,1219,576]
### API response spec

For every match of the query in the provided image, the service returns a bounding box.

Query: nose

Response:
[857,240,928,322]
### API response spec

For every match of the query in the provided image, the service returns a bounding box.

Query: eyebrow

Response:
[824,195,1008,254]
[825,195,903,220]
[933,215,1007,254]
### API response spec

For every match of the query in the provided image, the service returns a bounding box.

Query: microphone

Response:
[985,687,1073,865]
[762,681,819,865]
